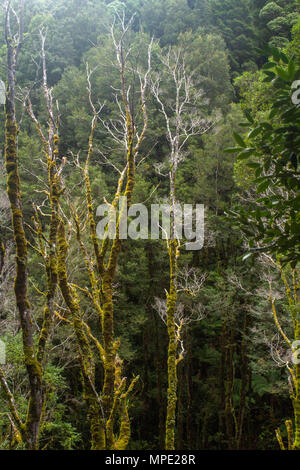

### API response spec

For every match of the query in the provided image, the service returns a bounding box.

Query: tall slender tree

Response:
[26,12,153,449]
[152,46,211,450]
[0,0,55,450]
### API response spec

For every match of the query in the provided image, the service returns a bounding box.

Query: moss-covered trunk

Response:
[293,321,300,450]
[3,9,45,446]
[5,91,43,451]
[165,239,178,450]
[101,273,116,424]
[57,221,106,450]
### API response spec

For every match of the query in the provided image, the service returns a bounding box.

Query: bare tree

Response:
[1,7,153,450]
[23,13,153,449]
[230,255,300,450]
[260,255,300,450]
[0,0,56,450]
[151,46,211,450]
[68,16,153,449]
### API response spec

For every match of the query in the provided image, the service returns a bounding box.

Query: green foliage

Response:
[259,2,284,22]
[178,30,233,111]
[259,0,299,45]
[227,48,300,265]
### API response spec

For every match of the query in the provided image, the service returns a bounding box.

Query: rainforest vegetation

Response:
[0,0,299,451]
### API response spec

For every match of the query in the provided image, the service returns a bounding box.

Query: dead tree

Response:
[0,0,55,450]
[260,256,300,450]
[74,15,152,449]
[151,47,211,450]
[26,13,153,449]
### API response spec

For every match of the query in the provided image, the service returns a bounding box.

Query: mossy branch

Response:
[0,368,25,441]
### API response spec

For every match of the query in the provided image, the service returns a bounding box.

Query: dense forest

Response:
[0,0,299,451]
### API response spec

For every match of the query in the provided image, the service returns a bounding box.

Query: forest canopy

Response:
[0,0,299,451]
